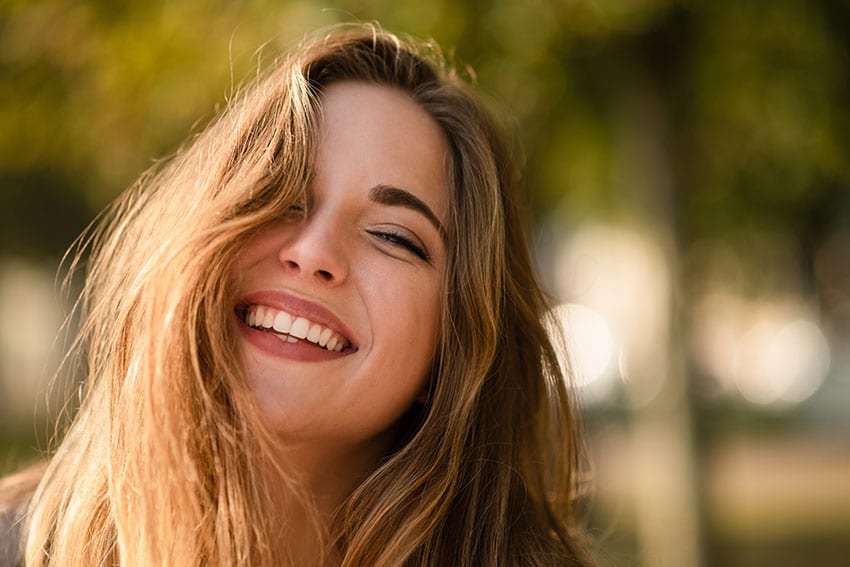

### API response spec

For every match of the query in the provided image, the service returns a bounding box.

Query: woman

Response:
[0,23,591,566]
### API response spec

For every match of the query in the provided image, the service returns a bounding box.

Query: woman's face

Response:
[233,82,448,468]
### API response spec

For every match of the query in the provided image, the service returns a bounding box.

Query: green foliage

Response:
[1,0,848,261]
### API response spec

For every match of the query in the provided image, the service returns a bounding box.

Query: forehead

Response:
[315,81,450,224]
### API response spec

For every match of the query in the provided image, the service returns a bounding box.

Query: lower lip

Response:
[237,316,352,362]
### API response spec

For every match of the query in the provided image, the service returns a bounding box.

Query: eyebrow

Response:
[369,184,446,239]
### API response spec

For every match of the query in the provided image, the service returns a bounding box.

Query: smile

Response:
[240,304,353,352]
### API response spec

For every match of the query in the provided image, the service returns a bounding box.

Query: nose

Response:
[277,215,349,285]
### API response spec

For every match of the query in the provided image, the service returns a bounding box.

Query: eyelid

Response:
[281,200,306,220]
[367,225,431,262]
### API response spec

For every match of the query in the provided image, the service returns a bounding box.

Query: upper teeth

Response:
[245,304,349,352]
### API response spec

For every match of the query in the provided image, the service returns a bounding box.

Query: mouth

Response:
[236,303,356,353]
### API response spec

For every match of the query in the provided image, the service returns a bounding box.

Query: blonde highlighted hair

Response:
[1,23,590,565]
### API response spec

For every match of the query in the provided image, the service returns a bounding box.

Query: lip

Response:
[235,290,359,362]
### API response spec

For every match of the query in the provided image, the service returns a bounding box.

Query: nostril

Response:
[316,269,333,281]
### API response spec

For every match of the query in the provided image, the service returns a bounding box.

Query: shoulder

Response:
[0,461,47,567]
[0,504,25,567]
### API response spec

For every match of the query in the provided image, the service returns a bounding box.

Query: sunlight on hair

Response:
[549,302,618,402]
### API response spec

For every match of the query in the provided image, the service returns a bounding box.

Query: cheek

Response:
[367,272,443,374]
[232,225,293,275]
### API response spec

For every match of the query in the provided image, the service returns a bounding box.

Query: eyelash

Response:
[286,203,305,216]
[368,230,430,262]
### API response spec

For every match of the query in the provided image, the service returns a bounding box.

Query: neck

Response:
[263,435,394,565]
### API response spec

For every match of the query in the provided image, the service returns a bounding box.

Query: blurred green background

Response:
[2,1,849,565]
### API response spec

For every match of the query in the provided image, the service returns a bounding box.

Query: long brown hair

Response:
[1,23,590,565]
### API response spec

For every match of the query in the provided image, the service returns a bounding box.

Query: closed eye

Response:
[367,229,430,262]
[281,201,306,221]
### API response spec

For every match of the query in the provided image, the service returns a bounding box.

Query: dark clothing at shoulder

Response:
[0,461,45,566]
[0,505,24,567]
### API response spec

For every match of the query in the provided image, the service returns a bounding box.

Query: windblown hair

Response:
[0,23,590,566]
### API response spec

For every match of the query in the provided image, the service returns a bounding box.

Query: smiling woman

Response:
[234,83,448,467]
[0,23,591,566]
